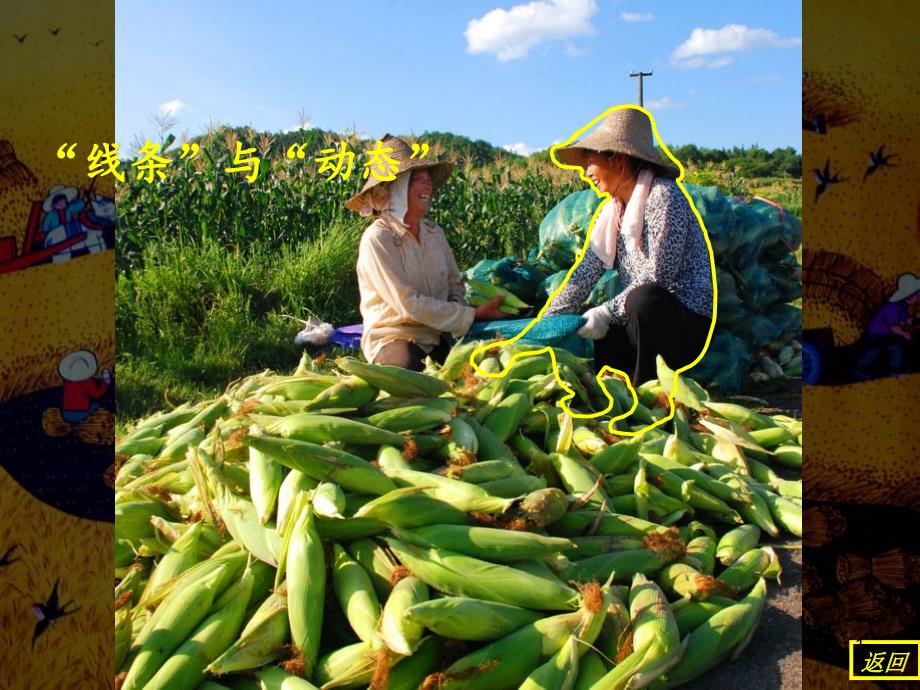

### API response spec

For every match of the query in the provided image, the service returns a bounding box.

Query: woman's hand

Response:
[474,295,509,321]
[577,305,612,339]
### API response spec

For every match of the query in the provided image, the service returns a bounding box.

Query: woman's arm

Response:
[359,229,475,337]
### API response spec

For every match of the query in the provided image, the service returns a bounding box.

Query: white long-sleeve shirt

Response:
[357,216,475,363]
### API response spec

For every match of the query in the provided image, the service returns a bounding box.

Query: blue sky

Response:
[116,0,802,155]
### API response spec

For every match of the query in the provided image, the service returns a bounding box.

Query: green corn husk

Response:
[249,443,283,525]
[390,524,573,562]
[549,452,607,508]
[652,578,768,688]
[548,511,668,539]
[385,636,444,690]
[657,562,734,600]
[718,547,782,594]
[511,432,558,484]
[207,589,289,675]
[466,416,519,463]
[365,405,453,434]
[682,535,717,575]
[520,634,581,690]
[588,574,684,690]
[702,401,775,430]
[716,525,762,566]
[137,521,203,607]
[313,641,376,689]
[286,504,325,678]
[385,537,580,610]
[336,357,450,397]
[443,415,480,465]
[574,650,609,690]
[757,487,803,536]
[347,538,397,601]
[301,375,378,412]
[404,596,542,641]
[479,475,546,498]
[250,412,408,448]
[448,458,527,484]
[735,486,781,538]
[354,487,470,528]
[239,666,320,689]
[246,432,396,496]
[144,565,254,690]
[331,543,381,644]
[312,482,346,518]
[772,444,802,469]
[672,596,736,637]
[562,535,645,559]
[378,575,428,655]
[485,391,534,442]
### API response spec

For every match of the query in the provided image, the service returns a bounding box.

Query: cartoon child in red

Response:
[58,350,111,424]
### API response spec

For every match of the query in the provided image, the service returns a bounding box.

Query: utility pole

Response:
[629,70,653,107]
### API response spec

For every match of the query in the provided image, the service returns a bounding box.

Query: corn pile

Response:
[114,341,801,690]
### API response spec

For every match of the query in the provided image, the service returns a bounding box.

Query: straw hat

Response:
[58,350,98,382]
[42,185,78,212]
[890,273,920,301]
[554,107,679,179]
[345,135,453,213]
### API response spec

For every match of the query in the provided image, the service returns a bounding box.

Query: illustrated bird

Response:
[32,580,79,648]
[864,145,898,181]
[814,159,846,203]
[14,34,27,43]
[0,544,20,568]
[803,113,827,134]
[49,28,61,36]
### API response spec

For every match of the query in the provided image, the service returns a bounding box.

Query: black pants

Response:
[594,284,711,385]
[374,336,451,372]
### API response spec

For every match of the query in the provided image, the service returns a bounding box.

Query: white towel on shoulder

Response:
[589,169,655,268]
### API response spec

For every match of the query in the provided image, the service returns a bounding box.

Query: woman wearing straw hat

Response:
[347,135,507,370]
[545,107,714,385]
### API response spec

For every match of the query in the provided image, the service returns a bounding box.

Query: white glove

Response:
[577,306,612,340]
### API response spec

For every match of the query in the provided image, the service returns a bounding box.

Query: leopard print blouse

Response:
[545,177,713,324]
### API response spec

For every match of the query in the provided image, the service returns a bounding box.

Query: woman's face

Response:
[584,152,621,195]
[406,169,433,217]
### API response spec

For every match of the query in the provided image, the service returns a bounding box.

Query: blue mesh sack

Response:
[534,190,601,271]
[464,259,502,283]
[465,314,591,358]
[691,329,752,393]
[729,200,776,267]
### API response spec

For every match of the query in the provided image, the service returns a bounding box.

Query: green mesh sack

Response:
[465,314,591,358]
[732,314,781,348]
[587,269,621,307]
[691,329,752,393]
[534,190,602,270]
[737,263,781,313]
[683,184,738,258]
[764,303,802,339]
[491,258,546,304]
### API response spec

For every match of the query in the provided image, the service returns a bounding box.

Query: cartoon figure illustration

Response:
[854,272,919,379]
[41,185,108,262]
[41,349,114,444]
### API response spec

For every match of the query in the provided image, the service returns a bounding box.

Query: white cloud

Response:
[465,0,598,62]
[502,142,536,155]
[157,99,187,118]
[645,96,685,110]
[620,11,654,22]
[671,24,801,69]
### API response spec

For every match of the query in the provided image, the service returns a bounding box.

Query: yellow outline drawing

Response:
[468,104,719,437]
